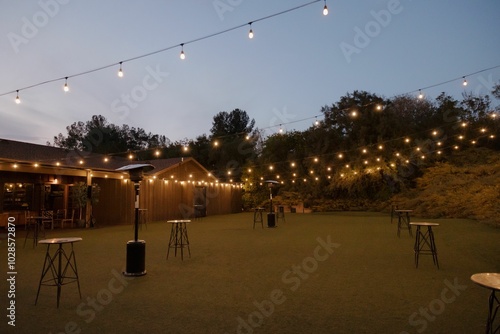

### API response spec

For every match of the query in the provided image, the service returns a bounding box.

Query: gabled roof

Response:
[0,138,213,179]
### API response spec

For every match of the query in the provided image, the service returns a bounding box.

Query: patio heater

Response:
[116,164,154,276]
[265,180,279,228]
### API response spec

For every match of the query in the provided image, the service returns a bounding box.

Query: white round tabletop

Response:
[409,222,440,226]
[38,237,82,244]
[471,273,500,291]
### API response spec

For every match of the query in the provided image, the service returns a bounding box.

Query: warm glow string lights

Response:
[1,0,325,102]
[237,115,498,185]
[1,2,498,183]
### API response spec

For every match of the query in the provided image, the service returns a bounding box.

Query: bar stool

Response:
[395,209,413,237]
[470,273,500,334]
[36,237,82,307]
[409,222,439,269]
[276,205,286,224]
[166,220,191,260]
[23,216,44,249]
[253,207,264,229]
[390,201,400,224]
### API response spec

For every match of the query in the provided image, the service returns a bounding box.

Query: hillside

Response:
[392,147,500,227]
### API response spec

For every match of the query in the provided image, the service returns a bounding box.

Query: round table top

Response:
[38,237,82,244]
[167,220,191,224]
[409,222,440,226]
[471,273,500,291]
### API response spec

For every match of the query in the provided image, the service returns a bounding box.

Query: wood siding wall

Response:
[1,160,242,227]
[91,161,242,226]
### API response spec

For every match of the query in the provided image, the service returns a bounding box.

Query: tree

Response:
[321,90,388,149]
[49,115,169,156]
[208,109,258,180]
[492,82,500,100]
[210,108,255,136]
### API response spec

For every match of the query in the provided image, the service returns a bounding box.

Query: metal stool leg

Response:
[414,226,421,268]
[428,227,439,269]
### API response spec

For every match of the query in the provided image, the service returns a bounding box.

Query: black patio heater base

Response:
[267,213,276,228]
[123,240,146,276]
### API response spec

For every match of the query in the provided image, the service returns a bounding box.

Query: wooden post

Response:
[85,170,92,228]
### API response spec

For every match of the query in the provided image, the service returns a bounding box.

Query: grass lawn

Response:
[2,212,499,334]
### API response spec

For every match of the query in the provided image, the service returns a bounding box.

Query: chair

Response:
[57,209,75,228]
[41,210,54,230]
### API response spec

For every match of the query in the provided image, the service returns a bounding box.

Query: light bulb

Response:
[418,89,424,99]
[63,77,69,92]
[462,76,467,86]
[248,28,254,39]
[118,62,124,77]
[323,4,328,15]
[180,44,186,60]
[15,90,20,104]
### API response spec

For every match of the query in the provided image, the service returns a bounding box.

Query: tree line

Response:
[50,84,500,208]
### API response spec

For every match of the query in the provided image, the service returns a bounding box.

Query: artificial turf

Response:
[2,211,499,333]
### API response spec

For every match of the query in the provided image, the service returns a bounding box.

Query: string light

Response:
[63,77,69,92]
[15,90,20,104]
[462,76,467,86]
[418,89,424,99]
[180,43,186,60]
[118,62,124,77]
[323,0,328,15]
[248,22,254,39]
[0,0,498,113]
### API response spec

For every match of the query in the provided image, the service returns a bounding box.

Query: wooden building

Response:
[0,138,242,228]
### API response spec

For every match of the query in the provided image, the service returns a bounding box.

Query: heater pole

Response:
[134,182,140,242]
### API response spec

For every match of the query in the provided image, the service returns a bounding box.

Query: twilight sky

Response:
[1,0,499,145]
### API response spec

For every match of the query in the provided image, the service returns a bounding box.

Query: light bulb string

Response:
[0,0,322,98]
[412,64,500,94]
